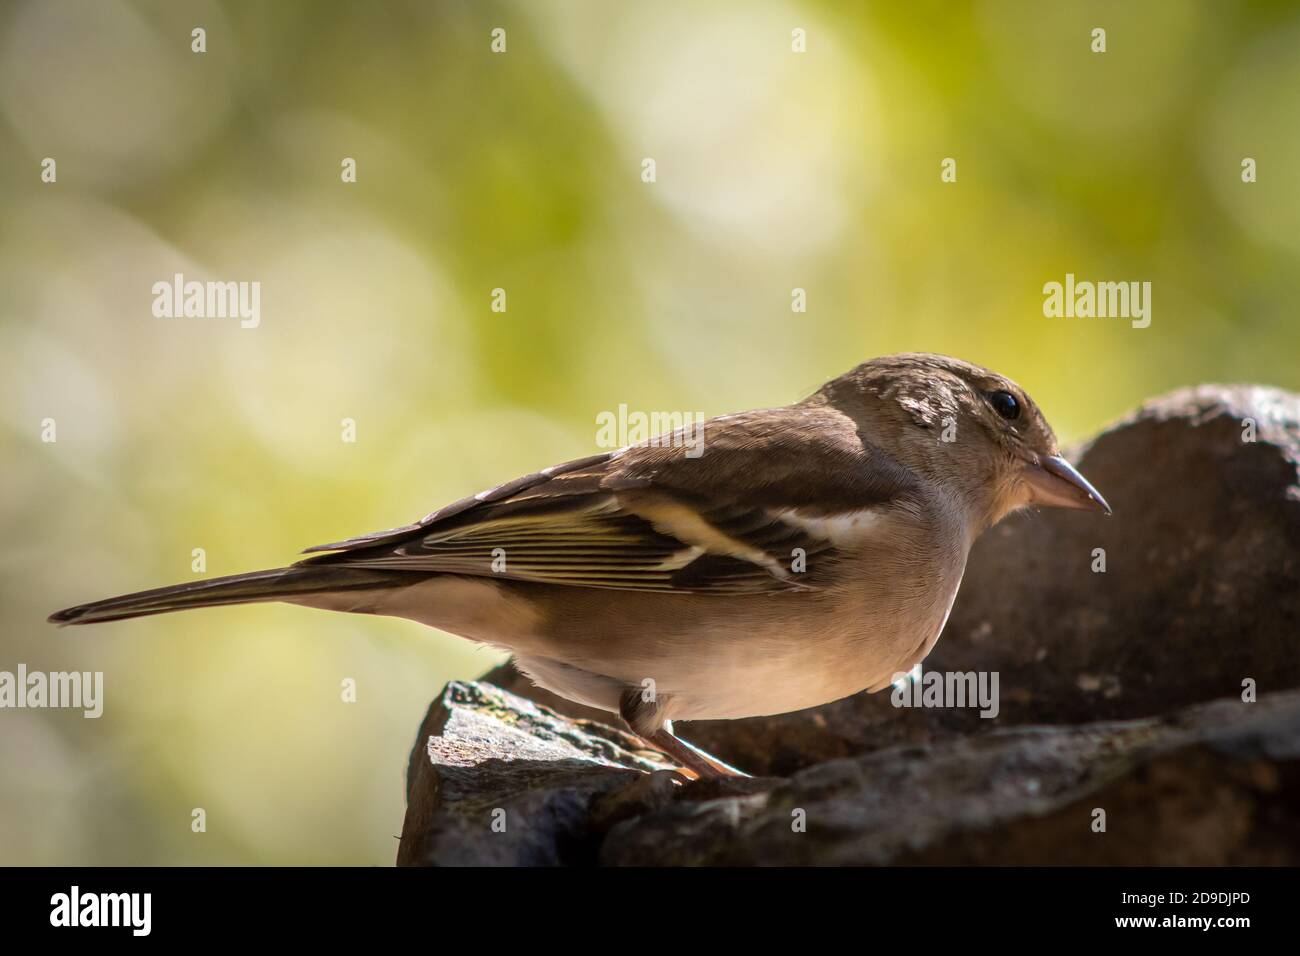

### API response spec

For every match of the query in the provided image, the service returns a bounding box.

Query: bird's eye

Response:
[988,390,1020,421]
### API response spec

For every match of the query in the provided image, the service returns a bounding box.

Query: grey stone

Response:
[397,681,676,866]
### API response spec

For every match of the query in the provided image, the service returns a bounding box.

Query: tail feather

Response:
[48,566,415,626]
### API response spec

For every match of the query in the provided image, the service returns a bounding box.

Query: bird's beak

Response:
[1021,455,1111,515]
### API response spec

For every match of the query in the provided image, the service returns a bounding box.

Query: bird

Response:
[49,353,1110,779]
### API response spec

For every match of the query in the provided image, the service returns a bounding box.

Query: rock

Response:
[397,681,677,866]
[402,681,1300,865]
[401,385,1300,863]
[603,691,1300,865]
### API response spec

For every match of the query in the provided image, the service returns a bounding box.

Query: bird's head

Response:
[809,352,1110,531]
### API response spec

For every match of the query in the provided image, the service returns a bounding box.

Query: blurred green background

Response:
[2,0,1298,864]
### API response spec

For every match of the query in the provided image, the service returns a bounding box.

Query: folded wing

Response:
[297,404,916,594]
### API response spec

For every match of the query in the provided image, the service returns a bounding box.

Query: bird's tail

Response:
[48,566,413,626]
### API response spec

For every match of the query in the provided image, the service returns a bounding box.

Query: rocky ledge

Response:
[398,385,1300,866]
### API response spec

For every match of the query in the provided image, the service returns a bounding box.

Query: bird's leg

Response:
[647,721,750,779]
[619,687,749,779]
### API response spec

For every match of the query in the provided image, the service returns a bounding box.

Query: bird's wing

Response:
[297,404,916,594]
